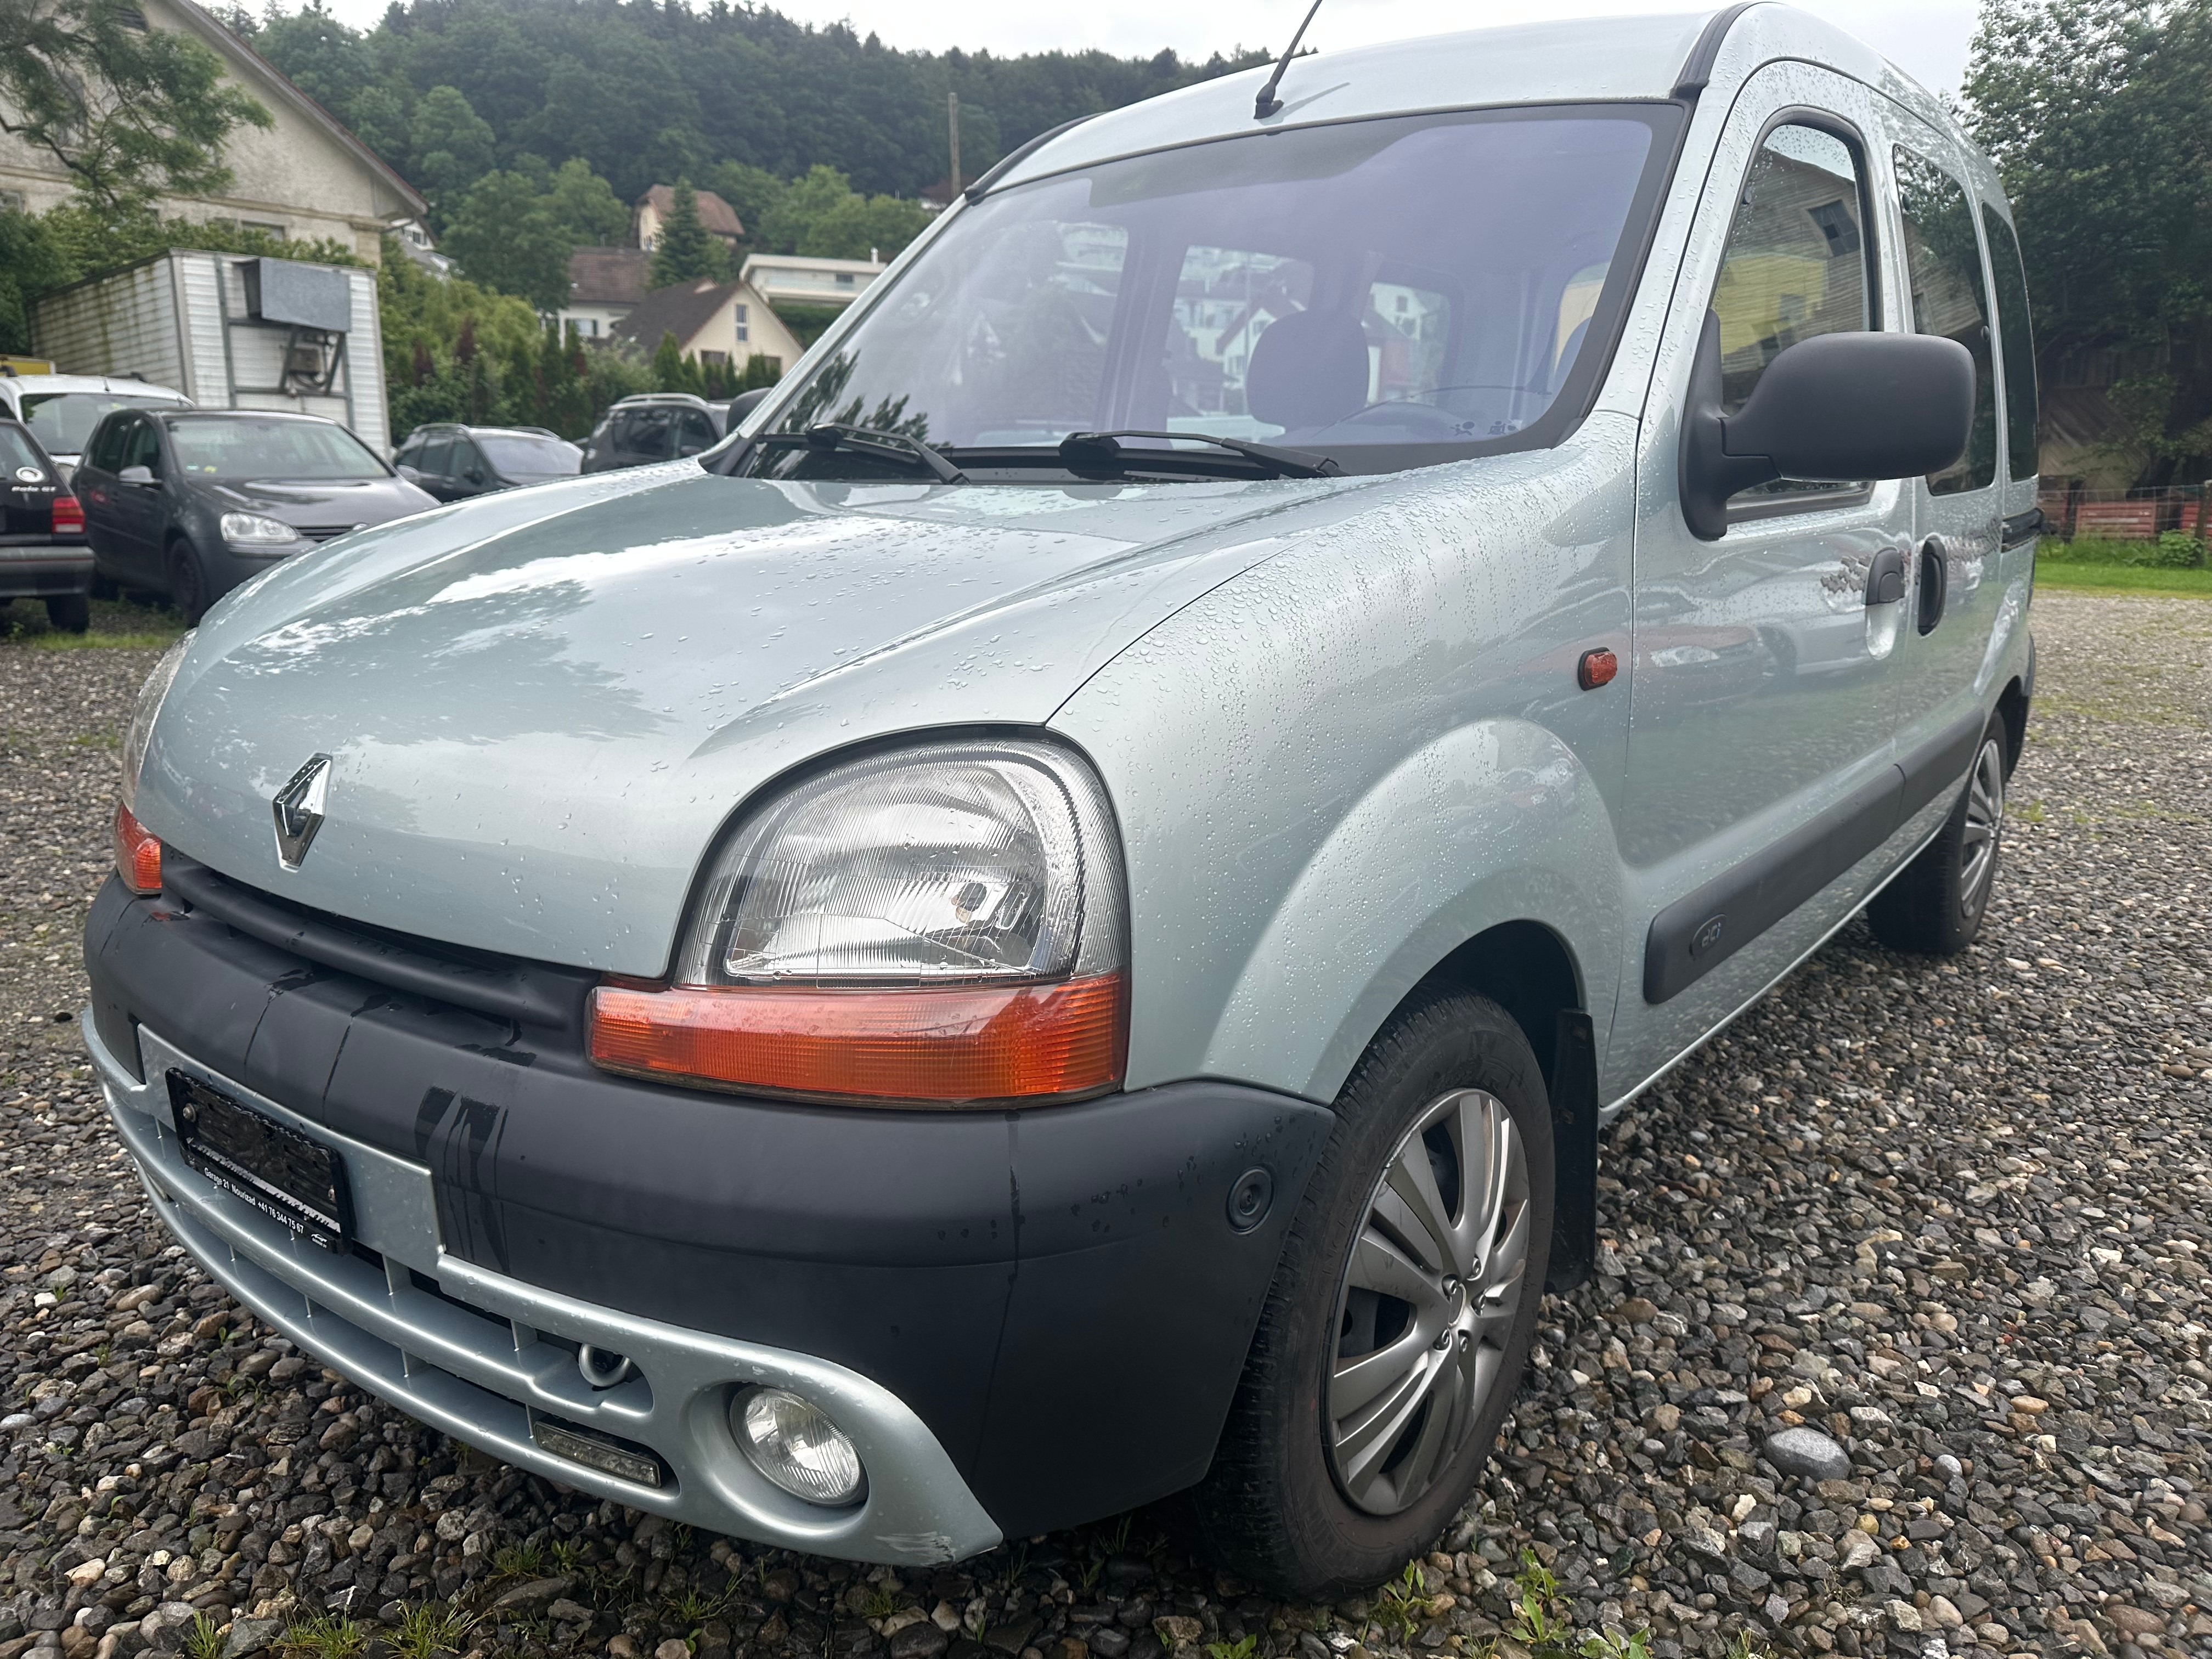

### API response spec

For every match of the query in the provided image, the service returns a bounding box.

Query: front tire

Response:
[166,539,211,623]
[1191,988,1552,1599]
[1867,712,2007,955]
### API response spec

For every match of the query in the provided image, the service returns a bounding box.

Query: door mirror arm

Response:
[1679,313,1975,543]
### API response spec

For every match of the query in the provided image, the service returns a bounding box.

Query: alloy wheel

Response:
[1327,1087,1530,1515]
[1960,737,2005,916]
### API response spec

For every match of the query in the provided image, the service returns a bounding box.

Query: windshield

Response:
[165,416,388,481]
[738,104,1677,482]
[22,392,179,456]
[480,433,582,477]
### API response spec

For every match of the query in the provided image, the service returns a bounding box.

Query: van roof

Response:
[991,5,1935,195]
[0,374,191,401]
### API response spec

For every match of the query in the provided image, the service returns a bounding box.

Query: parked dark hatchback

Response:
[76,409,436,620]
[0,417,91,632]
[394,423,583,501]
[578,393,747,472]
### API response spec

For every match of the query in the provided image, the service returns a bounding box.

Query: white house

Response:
[611,275,804,376]
[740,253,885,312]
[0,0,428,263]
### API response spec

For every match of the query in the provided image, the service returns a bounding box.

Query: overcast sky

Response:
[300,0,1982,102]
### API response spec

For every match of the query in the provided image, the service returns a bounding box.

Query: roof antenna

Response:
[1253,0,1327,120]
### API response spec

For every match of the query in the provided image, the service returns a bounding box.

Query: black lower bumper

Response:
[84,875,1331,1537]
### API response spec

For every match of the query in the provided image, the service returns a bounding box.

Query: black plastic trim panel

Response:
[84,877,1333,1537]
[1672,2,1763,98]
[1643,710,1983,1002]
[2002,507,2045,549]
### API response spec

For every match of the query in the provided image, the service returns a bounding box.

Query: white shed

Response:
[32,251,392,454]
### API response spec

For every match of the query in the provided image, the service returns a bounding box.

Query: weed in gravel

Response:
[275,1613,368,1659]
[179,1612,225,1659]
[1203,1637,1257,1659]
[385,1600,475,1659]
[490,1541,543,1578]
[856,1584,898,1621]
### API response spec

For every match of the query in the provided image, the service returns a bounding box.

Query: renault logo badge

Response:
[272,754,333,870]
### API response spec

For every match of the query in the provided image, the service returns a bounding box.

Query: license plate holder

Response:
[168,1071,352,1250]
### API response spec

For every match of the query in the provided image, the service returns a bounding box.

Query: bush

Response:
[2151,529,2206,567]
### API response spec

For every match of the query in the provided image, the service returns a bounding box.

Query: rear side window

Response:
[1893,144,1996,494]
[0,426,43,475]
[86,416,129,473]
[675,409,718,455]
[121,417,164,477]
[1979,206,2039,483]
[419,435,455,476]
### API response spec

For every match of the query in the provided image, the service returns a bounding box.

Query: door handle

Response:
[1865,546,1906,607]
[1916,537,1950,635]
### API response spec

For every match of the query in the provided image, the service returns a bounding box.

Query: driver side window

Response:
[121,417,163,477]
[1708,120,1874,503]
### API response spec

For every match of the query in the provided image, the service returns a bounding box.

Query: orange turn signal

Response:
[114,800,163,895]
[588,973,1128,1106]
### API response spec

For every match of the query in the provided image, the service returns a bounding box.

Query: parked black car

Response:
[394,423,583,501]
[76,409,436,620]
[0,416,91,633]
[579,391,769,472]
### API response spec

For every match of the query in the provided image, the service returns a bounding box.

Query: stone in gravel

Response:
[1150,1619,1201,1651]
[1762,1425,1850,1480]
[889,1624,950,1659]
[489,1577,575,1616]
[549,1601,593,1626]
[654,1643,689,1659]
[1086,1629,1130,1659]
[217,1621,279,1659]
[984,1622,1040,1657]
[2104,1608,2163,1637]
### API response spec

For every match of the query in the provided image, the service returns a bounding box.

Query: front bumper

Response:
[85,870,1333,1545]
[87,1014,1002,1564]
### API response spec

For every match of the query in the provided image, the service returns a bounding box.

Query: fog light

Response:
[732,1387,865,1505]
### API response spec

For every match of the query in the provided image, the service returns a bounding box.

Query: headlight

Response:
[219,511,301,546]
[121,630,192,814]
[589,738,1128,1105]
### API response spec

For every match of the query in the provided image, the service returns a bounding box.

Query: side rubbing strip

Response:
[1643,710,1986,1003]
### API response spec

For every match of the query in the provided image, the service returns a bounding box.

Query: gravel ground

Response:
[0,590,2206,1659]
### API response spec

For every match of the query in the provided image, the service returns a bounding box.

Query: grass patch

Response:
[1,595,189,648]
[2036,561,2212,597]
[275,1614,368,1659]
[180,1613,225,1659]
[385,1600,475,1659]
[27,628,184,650]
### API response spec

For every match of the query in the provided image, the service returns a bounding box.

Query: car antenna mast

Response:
[1253,0,1326,119]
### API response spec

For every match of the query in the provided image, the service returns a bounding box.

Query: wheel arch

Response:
[1994,671,2029,777]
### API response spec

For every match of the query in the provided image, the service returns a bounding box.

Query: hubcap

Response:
[1327,1088,1530,1516]
[1959,737,2004,916]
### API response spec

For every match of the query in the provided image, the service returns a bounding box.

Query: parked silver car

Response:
[84,5,2037,1595]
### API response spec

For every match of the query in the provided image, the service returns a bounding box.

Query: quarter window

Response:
[1893,144,1996,494]
[1979,206,2039,483]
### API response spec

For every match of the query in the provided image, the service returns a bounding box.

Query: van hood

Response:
[134,460,1417,972]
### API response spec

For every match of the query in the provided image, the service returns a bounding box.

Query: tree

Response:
[705,161,786,241]
[409,83,497,214]
[548,157,628,245]
[0,0,272,210]
[754,164,854,256]
[1966,0,2212,484]
[650,179,726,286]
[440,170,571,310]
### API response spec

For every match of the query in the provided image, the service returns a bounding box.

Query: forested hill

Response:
[242,0,1266,206]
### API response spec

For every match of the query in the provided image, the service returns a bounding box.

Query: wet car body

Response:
[85,5,2039,1591]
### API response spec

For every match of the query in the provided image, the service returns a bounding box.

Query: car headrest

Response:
[1246,309,1370,433]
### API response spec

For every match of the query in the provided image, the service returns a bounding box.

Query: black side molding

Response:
[2002,506,2046,549]
[1643,711,1983,1003]
[160,853,594,1031]
[1672,2,1764,97]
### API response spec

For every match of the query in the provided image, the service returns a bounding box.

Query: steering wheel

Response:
[1332,385,1533,436]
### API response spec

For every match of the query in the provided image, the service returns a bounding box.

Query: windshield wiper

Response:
[754,422,968,484]
[1056,430,1340,479]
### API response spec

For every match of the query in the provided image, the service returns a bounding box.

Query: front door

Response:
[1612,64,1918,1093]
[109,415,171,582]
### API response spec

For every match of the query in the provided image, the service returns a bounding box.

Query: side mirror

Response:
[119,465,155,486]
[726,387,772,426]
[1678,313,1973,540]
[396,464,422,482]
[464,467,486,487]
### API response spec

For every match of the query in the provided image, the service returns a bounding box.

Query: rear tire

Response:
[1867,712,2006,955]
[166,540,211,623]
[1191,988,1552,1599]
[44,594,90,634]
